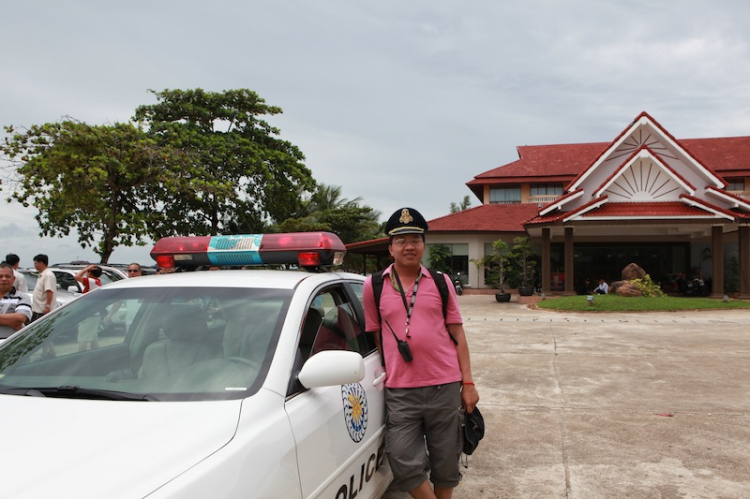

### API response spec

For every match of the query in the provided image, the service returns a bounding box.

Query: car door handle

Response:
[373,372,386,386]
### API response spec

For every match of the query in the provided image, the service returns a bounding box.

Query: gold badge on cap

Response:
[399,209,414,224]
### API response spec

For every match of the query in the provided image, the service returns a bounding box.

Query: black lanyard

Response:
[392,269,421,338]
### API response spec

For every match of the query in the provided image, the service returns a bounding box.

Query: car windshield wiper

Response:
[0,385,158,401]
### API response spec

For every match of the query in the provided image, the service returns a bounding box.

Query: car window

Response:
[52,271,81,292]
[299,286,368,361]
[0,287,292,401]
[97,271,119,285]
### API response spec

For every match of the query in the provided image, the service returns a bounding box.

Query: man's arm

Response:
[0,313,29,331]
[447,323,479,413]
[74,266,92,284]
[43,289,54,314]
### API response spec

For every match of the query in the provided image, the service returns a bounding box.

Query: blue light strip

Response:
[207,234,264,265]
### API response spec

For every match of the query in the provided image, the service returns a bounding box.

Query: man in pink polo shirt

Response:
[363,207,479,499]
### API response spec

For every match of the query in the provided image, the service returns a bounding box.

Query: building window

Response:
[530,183,563,196]
[727,179,745,192]
[489,186,521,204]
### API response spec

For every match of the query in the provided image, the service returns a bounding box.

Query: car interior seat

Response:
[222,303,277,365]
[139,305,222,379]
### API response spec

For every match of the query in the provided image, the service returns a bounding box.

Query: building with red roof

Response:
[348,112,750,298]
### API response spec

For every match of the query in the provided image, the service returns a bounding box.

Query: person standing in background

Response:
[31,254,57,322]
[126,263,142,277]
[4,254,28,293]
[75,264,103,293]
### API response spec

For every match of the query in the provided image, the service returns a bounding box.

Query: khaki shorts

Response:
[384,382,463,491]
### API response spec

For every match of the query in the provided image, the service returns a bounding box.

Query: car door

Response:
[285,282,390,499]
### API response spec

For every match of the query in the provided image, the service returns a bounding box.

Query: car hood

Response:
[0,394,243,498]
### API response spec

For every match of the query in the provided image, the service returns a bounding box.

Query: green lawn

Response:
[536,294,750,312]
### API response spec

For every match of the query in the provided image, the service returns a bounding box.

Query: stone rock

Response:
[621,263,646,281]
[613,280,643,297]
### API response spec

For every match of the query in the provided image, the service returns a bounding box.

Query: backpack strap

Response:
[371,270,386,367]
[428,269,449,320]
[428,269,458,346]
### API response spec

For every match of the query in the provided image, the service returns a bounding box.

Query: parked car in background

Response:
[101,263,157,277]
[17,269,81,307]
[51,263,128,283]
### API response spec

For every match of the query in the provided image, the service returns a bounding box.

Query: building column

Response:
[711,225,724,298]
[541,227,551,294]
[739,225,750,299]
[563,226,575,296]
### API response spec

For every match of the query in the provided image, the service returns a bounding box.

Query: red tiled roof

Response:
[683,137,750,175]
[346,236,389,250]
[469,136,750,186]
[469,142,608,181]
[428,204,539,232]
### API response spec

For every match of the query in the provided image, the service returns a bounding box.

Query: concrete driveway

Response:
[383,296,750,498]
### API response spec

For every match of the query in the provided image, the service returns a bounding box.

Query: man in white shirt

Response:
[593,278,609,295]
[4,253,28,293]
[31,254,57,322]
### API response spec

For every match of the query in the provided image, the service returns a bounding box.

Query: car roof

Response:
[101,269,364,291]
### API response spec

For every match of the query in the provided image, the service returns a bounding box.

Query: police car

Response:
[0,233,392,498]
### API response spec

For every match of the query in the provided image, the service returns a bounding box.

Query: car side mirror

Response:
[297,350,365,389]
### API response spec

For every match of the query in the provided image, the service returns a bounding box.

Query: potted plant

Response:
[472,239,511,302]
[508,236,537,297]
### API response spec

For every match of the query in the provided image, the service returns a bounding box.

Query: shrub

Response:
[632,274,665,297]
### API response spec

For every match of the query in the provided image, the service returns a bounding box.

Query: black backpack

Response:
[371,268,458,346]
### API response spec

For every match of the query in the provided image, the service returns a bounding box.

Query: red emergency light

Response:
[150,232,346,270]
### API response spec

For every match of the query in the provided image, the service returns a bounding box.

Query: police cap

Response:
[385,207,428,236]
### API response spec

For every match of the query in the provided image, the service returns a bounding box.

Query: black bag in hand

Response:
[462,407,485,455]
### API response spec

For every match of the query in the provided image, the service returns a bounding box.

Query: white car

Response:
[17,269,81,306]
[0,233,391,498]
[51,263,128,283]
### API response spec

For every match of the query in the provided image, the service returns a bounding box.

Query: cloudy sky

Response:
[2,0,749,266]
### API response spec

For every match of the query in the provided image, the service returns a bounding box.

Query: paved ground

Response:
[383,295,750,498]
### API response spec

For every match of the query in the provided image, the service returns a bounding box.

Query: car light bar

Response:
[150,232,347,269]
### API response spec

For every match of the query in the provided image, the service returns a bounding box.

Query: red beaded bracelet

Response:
[462,381,475,386]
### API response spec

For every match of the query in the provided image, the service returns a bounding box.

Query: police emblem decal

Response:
[399,209,413,224]
[341,383,368,443]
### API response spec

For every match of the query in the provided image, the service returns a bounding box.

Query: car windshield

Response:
[0,286,291,401]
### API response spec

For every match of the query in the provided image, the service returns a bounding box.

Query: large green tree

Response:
[276,183,381,244]
[0,121,182,262]
[134,88,314,235]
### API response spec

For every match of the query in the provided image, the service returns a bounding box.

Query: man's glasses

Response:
[392,236,424,246]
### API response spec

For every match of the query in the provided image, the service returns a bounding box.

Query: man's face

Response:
[388,234,425,269]
[127,265,142,277]
[0,267,15,294]
[33,260,45,271]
